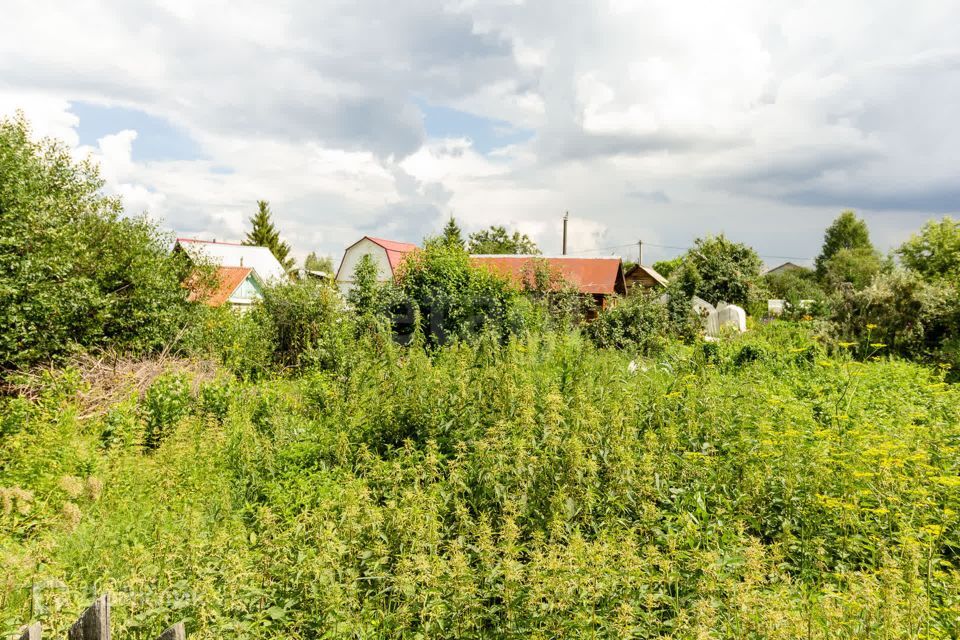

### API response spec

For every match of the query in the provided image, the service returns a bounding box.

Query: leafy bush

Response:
[814,210,875,278]
[584,292,668,353]
[898,215,960,280]
[0,114,198,373]
[831,269,960,359]
[255,278,349,371]
[821,246,886,290]
[396,242,523,345]
[672,234,763,307]
[764,266,826,306]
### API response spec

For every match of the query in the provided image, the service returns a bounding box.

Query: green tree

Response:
[396,242,522,344]
[304,252,334,274]
[441,215,465,249]
[897,216,960,280]
[652,257,683,279]
[0,113,197,372]
[244,200,295,271]
[675,235,763,307]
[764,266,824,304]
[347,254,382,316]
[467,225,540,255]
[822,247,884,290]
[815,211,874,278]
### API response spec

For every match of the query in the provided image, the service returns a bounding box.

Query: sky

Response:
[2,0,958,268]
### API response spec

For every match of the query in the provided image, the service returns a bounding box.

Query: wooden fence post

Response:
[18,622,41,640]
[155,621,186,640]
[66,594,110,640]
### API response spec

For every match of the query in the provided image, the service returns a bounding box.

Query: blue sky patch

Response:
[417,99,533,154]
[70,101,205,162]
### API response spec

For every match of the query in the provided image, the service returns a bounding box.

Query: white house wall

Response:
[336,239,392,296]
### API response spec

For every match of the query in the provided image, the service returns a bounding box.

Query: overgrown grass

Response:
[2,324,959,638]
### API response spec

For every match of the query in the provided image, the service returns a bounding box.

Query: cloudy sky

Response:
[2,0,958,266]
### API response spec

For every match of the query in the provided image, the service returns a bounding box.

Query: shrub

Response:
[897,215,960,280]
[814,210,875,279]
[518,258,593,331]
[585,292,669,353]
[396,241,523,345]
[255,278,349,371]
[673,234,763,307]
[822,246,886,290]
[831,269,960,358]
[0,114,198,373]
[764,266,826,308]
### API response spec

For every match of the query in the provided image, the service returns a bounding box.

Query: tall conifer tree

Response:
[244,200,294,270]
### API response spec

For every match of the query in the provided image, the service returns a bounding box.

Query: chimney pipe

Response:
[562,211,569,255]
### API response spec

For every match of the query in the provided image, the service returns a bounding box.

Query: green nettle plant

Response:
[3,323,960,638]
[142,373,192,449]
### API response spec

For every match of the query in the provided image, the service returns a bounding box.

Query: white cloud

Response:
[2,0,959,265]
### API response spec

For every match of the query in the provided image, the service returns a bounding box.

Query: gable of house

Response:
[187,266,264,308]
[625,264,668,290]
[336,236,418,294]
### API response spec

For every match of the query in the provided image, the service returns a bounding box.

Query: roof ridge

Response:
[176,237,250,247]
[471,254,622,260]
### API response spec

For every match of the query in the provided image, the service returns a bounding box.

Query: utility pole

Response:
[637,239,643,265]
[562,211,569,255]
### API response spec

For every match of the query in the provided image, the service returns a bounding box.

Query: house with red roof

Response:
[471,255,627,311]
[335,237,628,312]
[175,237,284,310]
[335,236,418,295]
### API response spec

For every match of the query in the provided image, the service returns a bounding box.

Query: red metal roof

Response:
[471,256,626,295]
[187,266,254,307]
[365,236,419,273]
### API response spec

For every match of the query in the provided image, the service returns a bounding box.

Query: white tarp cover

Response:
[702,301,747,337]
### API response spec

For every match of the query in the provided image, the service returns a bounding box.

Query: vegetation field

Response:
[2,325,959,638]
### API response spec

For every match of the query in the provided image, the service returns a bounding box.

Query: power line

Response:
[567,240,814,262]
